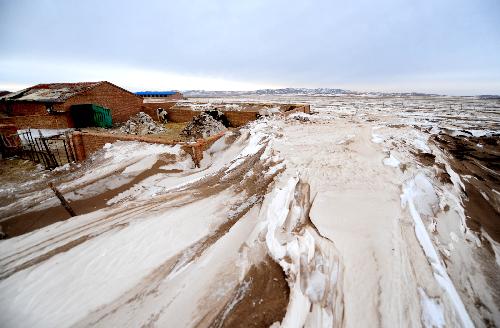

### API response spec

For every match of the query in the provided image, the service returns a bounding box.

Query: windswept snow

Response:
[1,94,499,327]
[419,288,445,328]
[383,152,400,167]
[401,174,473,327]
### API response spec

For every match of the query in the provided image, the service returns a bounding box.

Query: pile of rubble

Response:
[288,112,312,122]
[181,112,227,140]
[120,112,166,135]
[205,109,230,127]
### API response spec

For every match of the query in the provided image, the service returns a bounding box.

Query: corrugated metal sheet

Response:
[135,91,177,97]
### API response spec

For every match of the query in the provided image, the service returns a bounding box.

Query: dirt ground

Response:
[0,158,42,187]
[432,134,500,242]
[210,256,289,328]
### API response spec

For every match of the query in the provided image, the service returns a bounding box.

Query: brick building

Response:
[0,81,144,129]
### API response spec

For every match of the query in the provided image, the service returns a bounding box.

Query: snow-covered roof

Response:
[0,82,104,103]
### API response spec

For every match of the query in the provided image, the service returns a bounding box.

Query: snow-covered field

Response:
[0,95,498,327]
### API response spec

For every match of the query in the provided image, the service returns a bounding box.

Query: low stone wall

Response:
[71,130,225,167]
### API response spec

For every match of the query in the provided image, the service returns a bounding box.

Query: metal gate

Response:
[0,129,75,170]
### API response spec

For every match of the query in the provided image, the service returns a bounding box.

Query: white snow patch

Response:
[159,156,195,171]
[122,155,158,175]
[419,288,445,328]
[371,134,384,144]
[413,138,431,153]
[53,163,71,172]
[264,177,299,260]
[383,153,400,168]
[305,270,327,303]
[401,173,474,328]
[483,232,500,267]
[336,134,355,145]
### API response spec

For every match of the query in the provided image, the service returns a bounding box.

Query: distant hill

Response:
[182,90,251,97]
[477,95,500,99]
[255,88,351,95]
[182,88,442,97]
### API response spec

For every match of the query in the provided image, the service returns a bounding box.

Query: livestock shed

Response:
[0,81,144,129]
[135,91,184,100]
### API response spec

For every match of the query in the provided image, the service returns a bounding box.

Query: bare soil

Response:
[432,134,500,243]
[209,255,290,328]
[0,158,41,185]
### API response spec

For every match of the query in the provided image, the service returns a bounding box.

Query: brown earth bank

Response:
[208,255,290,328]
[432,133,500,243]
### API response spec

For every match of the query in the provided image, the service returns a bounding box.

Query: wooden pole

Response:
[48,182,76,217]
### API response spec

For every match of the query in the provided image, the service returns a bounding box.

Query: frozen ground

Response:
[0,95,498,327]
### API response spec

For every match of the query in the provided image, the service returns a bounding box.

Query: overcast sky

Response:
[1,0,499,95]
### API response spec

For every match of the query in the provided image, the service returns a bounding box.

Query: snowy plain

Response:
[0,94,499,327]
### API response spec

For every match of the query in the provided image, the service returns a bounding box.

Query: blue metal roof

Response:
[135,91,177,96]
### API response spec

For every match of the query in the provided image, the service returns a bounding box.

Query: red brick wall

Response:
[58,82,143,124]
[0,114,71,129]
[222,111,258,127]
[75,131,180,157]
[71,130,226,167]
[166,108,200,123]
[0,124,17,135]
[7,102,48,116]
